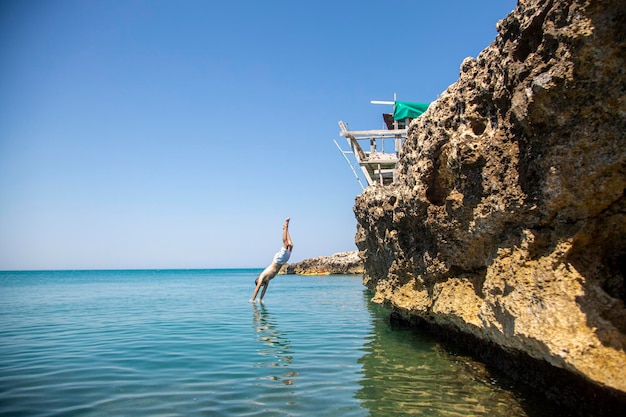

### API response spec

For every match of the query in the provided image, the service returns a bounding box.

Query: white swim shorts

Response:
[273,247,291,265]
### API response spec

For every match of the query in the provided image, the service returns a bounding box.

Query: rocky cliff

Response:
[354,0,625,413]
[282,251,363,275]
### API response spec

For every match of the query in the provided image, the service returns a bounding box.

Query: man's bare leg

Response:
[282,218,293,250]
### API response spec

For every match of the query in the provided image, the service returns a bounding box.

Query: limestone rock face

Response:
[354,0,625,396]
[283,251,363,275]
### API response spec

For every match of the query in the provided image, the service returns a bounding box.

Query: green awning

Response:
[393,101,430,120]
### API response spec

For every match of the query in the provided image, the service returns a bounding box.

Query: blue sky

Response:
[0,0,516,270]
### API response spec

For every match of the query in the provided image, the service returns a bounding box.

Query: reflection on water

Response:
[252,302,298,387]
[0,271,570,416]
[356,295,549,417]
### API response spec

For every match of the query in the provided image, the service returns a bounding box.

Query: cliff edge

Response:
[354,0,625,411]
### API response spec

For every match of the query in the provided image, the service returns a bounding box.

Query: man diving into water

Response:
[250,218,293,302]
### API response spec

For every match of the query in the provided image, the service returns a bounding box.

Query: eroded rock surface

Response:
[354,0,625,406]
[283,251,363,275]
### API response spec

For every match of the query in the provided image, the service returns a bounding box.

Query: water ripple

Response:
[0,271,563,416]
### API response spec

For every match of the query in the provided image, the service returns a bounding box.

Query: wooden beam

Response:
[340,129,407,138]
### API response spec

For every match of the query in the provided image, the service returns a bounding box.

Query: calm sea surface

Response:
[0,269,563,416]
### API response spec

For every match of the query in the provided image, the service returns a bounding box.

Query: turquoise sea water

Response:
[0,269,562,416]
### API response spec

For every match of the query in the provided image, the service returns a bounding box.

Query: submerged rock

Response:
[354,0,625,413]
[282,251,363,275]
